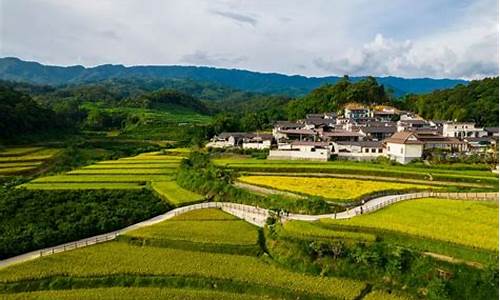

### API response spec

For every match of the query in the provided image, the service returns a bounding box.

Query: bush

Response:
[0,188,170,259]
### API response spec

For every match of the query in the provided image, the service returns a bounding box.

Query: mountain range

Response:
[0,57,468,96]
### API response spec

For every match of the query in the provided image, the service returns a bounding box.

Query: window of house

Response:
[364,148,369,153]
[371,148,376,153]
[378,149,383,153]
[387,146,390,151]
[400,147,403,154]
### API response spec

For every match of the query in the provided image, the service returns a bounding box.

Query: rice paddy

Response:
[322,198,499,251]
[19,152,181,192]
[151,181,204,206]
[0,147,61,175]
[238,175,439,201]
[123,209,260,254]
[0,242,364,299]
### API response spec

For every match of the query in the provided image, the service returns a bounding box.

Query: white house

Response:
[242,134,273,150]
[268,141,331,161]
[333,141,385,161]
[442,122,487,139]
[344,103,371,120]
[384,132,424,164]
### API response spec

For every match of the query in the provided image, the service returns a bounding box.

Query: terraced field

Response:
[0,208,368,300]
[322,198,499,252]
[123,209,260,254]
[0,147,62,175]
[1,288,282,300]
[151,181,204,206]
[238,175,440,202]
[215,157,499,187]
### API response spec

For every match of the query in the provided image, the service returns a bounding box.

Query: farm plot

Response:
[19,182,144,190]
[322,198,499,252]
[0,147,61,175]
[215,158,499,187]
[19,152,181,192]
[123,209,259,254]
[238,176,438,202]
[281,221,376,242]
[151,181,204,206]
[0,288,279,300]
[0,242,365,300]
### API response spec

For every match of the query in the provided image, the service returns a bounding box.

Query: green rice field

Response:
[0,147,61,175]
[19,152,181,192]
[151,181,204,206]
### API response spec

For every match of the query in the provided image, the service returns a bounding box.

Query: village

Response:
[206,103,499,163]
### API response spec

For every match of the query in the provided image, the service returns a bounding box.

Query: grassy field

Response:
[322,198,499,252]
[238,175,439,201]
[151,181,204,206]
[19,152,180,191]
[0,147,61,175]
[215,157,499,187]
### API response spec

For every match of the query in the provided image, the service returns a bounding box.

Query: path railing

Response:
[1,192,497,269]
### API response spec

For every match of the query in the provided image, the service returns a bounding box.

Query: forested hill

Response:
[0,57,466,96]
[403,77,499,127]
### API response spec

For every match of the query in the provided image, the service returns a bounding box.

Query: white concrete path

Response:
[0,192,497,269]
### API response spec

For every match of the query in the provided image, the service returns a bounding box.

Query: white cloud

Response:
[0,0,497,79]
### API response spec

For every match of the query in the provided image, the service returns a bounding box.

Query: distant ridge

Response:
[0,57,467,96]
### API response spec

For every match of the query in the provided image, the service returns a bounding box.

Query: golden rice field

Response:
[126,209,259,246]
[151,181,203,206]
[322,198,499,251]
[238,176,438,201]
[0,147,61,175]
[0,242,364,299]
[0,288,279,300]
[282,221,376,242]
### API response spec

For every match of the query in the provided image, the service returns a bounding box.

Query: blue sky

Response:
[0,0,498,79]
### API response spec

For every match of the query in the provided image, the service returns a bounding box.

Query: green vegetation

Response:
[266,216,498,300]
[403,77,499,127]
[322,198,499,252]
[151,181,204,206]
[0,188,169,259]
[0,147,61,176]
[177,152,339,214]
[286,76,390,120]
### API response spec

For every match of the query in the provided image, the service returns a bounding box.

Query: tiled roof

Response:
[383,131,423,144]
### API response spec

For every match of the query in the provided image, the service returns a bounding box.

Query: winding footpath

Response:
[0,191,497,269]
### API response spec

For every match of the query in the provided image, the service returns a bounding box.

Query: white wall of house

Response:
[206,141,235,148]
[386,142,423,164]
[242,140,271,150]
[442,123,486,139]
[268,149,330,161]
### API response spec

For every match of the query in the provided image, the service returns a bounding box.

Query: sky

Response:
[0,0,498,79]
